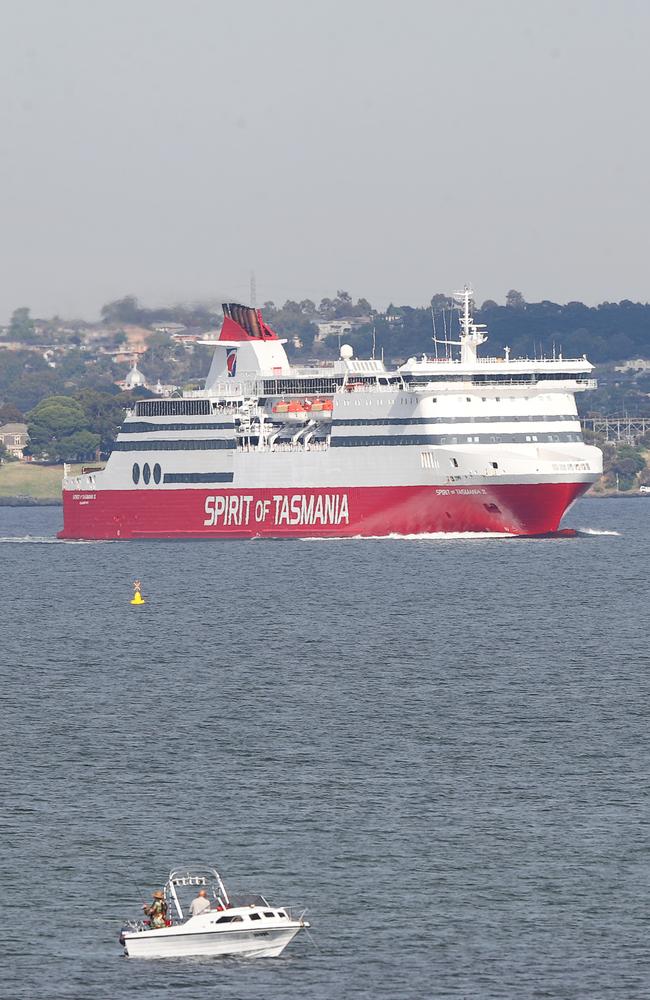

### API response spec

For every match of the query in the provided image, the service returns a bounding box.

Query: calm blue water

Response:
[1,498,649,999]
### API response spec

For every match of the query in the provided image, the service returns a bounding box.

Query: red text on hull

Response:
[58,482,590,540]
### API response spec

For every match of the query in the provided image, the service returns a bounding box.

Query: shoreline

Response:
[0,497,62,507]
[588,492,650,500]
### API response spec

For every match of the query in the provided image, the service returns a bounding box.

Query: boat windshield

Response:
[228,892,269,908]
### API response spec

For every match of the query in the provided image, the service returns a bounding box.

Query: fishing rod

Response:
[133,881,150,908]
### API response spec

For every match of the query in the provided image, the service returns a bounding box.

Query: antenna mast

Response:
[431,306,438,361]
[452,285,488,365]
[432,296,461,360]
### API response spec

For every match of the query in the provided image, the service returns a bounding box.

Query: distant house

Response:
[111,347,147,364]
[170,332,203,346]
[0,422,29,459]
[315,320,354,343]
[314,316,372,343]
[152,322,187,335]
[0,341,50,354]
[377,311,402,325]
[615,358,650,373]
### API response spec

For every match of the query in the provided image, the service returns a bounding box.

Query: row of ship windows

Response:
[421,452,499,470]
[406,373,591,385]
[331,432,583,447]
[132,463,161,485]
[212,911,286,923]
[131,465,235,485]
[132,395,579,419]
[333,414,578,426]
[121,431,583,461]
[461,434,575,443]
[398,395,577,405]
[135,399,211,416]
[263,379,341,394]
[121,415,580,436]
[120,414,580,437]
[122,421,233,433]
[115,439,234,451]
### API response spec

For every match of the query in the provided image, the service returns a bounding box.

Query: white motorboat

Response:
[120,866,309,959]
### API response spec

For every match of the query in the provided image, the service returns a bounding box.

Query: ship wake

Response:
[299,527,620,541]
[299,531,516,542]
[574,527,621,536]
[0,536,113,544]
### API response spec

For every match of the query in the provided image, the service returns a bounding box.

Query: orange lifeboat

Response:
[272,398,310,423]
[310,397,334,421]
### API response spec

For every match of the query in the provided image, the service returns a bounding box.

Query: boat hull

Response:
[123,924,302,959]
[58,480,593,539]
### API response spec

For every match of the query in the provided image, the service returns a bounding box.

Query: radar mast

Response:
[453,285,487,365]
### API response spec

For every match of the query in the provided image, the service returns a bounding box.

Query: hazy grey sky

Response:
[1,0,649,321]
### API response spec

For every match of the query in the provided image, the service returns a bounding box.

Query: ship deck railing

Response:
[412,355,590,366]
[406,377,597,390]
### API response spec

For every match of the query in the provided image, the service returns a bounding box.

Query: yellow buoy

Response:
[131,579,146,605]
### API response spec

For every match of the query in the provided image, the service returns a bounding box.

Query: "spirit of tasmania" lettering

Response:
[204,492,350,528]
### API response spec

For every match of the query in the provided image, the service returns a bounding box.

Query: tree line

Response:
[3,288,650,462]
[25,391,140,463]
[6,289,650,367]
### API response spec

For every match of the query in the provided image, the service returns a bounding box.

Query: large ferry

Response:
[59,289,602,539]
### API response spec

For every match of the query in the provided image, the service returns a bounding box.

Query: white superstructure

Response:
[60,290,603,539]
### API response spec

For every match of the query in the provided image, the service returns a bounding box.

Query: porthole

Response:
[132,463,140,484]
[153,463,161,484]
[143,463,151,484]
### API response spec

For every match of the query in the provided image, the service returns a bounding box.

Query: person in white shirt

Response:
[189,888,211,917]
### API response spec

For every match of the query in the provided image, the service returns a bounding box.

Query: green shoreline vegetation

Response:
[0,463,84,502]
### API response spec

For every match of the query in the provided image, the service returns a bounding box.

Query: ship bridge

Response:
[399,287,596,393]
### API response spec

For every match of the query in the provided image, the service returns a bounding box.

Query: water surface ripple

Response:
[1,498,649,999]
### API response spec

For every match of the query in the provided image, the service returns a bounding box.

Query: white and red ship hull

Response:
[59,480,591,540]
[57,297,603,540]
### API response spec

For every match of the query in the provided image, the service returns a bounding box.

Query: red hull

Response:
[58,482,590,539]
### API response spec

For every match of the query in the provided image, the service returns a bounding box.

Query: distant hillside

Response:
[2,290,650,419]
[308,295,650,367]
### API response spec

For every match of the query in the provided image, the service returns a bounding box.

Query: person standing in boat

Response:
[189,888,211,917]
[143,890,167,928]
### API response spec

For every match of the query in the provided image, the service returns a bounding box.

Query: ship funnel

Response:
[221,303,277,341]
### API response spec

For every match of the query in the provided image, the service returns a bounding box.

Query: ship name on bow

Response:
[204,492,350,527]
